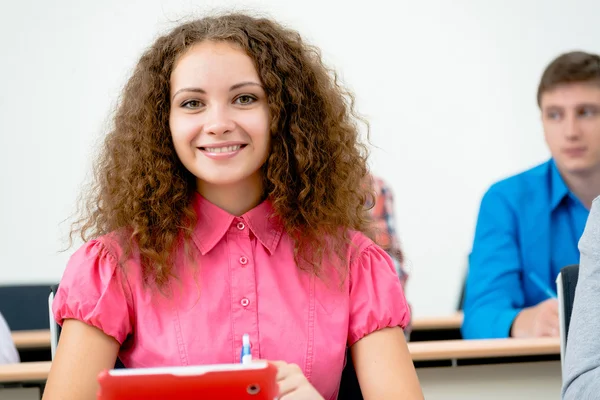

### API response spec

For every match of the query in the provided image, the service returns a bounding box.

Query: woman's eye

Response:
[182,100,202,109]
[235,95,256,105]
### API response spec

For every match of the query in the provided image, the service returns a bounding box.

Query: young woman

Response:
[43,13,422,400]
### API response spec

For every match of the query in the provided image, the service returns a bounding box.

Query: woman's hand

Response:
[270,360,324,400]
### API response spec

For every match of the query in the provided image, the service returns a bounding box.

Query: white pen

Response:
[240,333,252,364]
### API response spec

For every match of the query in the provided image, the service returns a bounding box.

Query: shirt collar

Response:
[190,193,284,255]
[550,159,571,211]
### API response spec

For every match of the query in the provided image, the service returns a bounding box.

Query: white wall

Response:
[1,0,599,317]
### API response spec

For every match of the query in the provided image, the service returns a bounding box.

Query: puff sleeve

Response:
[52,239,133,344]
[348,241,411,346]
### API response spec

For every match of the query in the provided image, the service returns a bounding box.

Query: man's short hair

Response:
[537,51,600,106]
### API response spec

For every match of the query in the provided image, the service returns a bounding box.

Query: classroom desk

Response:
[418,360,560,400]
[12,331,52,365]
[0,362,50,384]
[410,312,463,342]
[410,337,559,361]
[411,312,463,331]
[413,338,561,400]
[1,337,562,400]
[12,331,51,350]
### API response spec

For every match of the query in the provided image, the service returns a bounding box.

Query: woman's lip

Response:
[198,145,246,159]
[199,142,248,149]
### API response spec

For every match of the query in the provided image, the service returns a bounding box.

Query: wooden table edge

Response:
[12,330,51,350]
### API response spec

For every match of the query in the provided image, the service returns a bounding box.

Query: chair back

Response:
[557,264,580,373]
[0,284,57,330]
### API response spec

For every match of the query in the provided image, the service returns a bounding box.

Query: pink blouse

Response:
[53,194,410,400]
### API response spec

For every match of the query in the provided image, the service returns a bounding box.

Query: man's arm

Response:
[462,186,524,339]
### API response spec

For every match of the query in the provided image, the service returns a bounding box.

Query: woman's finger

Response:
[277,372,305,397]
[272,361,303,381]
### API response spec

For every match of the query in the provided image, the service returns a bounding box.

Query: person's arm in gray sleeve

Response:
[0,312,19,364]
[563,196,600,399]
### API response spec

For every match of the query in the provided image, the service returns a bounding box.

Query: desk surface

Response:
[411,312,463,331]
[0,361,51,383]
[409,337,560,361]
[1,337,560,383]
[12,330,51,350]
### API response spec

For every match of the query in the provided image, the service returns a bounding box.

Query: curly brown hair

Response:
[71,12,375,287]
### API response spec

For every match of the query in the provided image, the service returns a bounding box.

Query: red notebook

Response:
[97,361,279,400]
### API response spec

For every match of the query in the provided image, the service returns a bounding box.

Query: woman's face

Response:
[169,41,271,191]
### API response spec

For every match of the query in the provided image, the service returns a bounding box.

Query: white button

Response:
[237,222,245,230]
[239,256,248,265]
[241,298,250,307]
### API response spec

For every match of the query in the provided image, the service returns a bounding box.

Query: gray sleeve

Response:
[562,196,600,399]
[0,312,19,364]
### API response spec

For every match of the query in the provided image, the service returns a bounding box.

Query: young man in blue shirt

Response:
[462,51,600,339]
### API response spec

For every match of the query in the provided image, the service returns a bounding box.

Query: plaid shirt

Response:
[368,176,412,335]
[368,176,409,289]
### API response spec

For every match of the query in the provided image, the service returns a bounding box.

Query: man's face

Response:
[541,82,600,177]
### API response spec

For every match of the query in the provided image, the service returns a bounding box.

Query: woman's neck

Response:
[196,174,264,216]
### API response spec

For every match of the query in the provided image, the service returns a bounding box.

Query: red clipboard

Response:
[97,361,279,400]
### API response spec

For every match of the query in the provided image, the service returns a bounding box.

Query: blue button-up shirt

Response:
[549,163,589,280]
[462,159,590,339]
